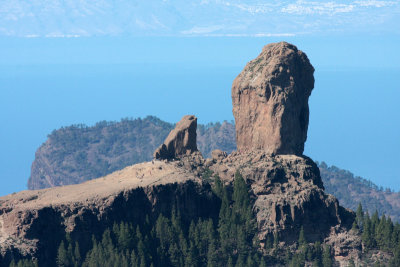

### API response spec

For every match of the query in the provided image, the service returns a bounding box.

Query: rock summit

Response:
[154,115,198,160]
[232,42,315,155]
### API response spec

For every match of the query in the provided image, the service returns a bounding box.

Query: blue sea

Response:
[0,36,399,196]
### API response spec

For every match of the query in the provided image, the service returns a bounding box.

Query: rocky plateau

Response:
[0,42,363,266]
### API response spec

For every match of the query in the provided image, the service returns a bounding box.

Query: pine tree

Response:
[139,254,146,267]
[356,203,364,230]
[313,258,323,267]
[383,216,393,250]
[246,254,254,267]
[273,232,279,250]
[206,238,218,267]
[314,241,322,261]
[376,214,386,249]
[213,175,223,198]
[67,243,75,266]
[391,243,400,267]
[185,241,198,267]
[231,170,257,260]
[289,255,301,267]
[371,210,380,240]
[259,257,267,267]
[298,226,306,246]
[116,222,132,251]
[322,245,332,267]
[351,221,359,233]
[218,182,232,257]
[265,235,273,249]
[74,242,81,267]
[227,256,234,267]
[362,212,374,250]
[130,250,138,267]
[306,243,313,261]
[137,239,147,267]
[235,254,245,267]
[57,241,69,267]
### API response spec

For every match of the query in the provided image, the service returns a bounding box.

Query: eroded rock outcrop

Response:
[206,151,354,245]
[1,42,363,266]
[232,42,315,155]
[154,115,198,160]
[0,160,219,266]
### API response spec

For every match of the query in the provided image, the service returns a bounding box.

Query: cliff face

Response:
[232,42,314,155]
[206,151,354,245]
[1,159,220,266]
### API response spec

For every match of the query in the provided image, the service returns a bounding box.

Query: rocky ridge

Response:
[206,150,355,244]
[27,117,400,223]
[28,117,236,190]
[1,42,363,266]
[0,150,358,266]
[0,158,218,265]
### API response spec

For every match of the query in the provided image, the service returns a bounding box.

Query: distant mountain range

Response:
[318,162,400,222]
[1,0,399,37]
[28,116,400,221]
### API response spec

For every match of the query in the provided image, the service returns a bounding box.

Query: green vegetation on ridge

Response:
[318,162,400,222]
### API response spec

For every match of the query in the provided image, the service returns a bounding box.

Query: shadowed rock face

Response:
[206,151,354,245]
[154,115,198,160]
[232,42,315,155]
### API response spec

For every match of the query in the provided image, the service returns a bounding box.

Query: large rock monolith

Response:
[154,115,198,160]
[232,42,315,155]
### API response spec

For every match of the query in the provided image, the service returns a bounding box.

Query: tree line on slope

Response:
[318,162,400,222]
[10,172,339,267]
[14,174,400,267]
[352,203,400,266]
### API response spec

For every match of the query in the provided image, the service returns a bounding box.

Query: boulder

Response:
[154,115,198,160]
[232,42,315,155]
[211,149,227,161]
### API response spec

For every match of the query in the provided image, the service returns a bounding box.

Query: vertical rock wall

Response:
[232,42,315,155]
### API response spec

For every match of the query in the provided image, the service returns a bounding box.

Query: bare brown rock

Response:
[0,159,218,265]
[1,152,355,263]
[325,229,362,265]
[153,115,198,160]
[211,149,227,161]
[207,151,354,245]
[232,42,315,155]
